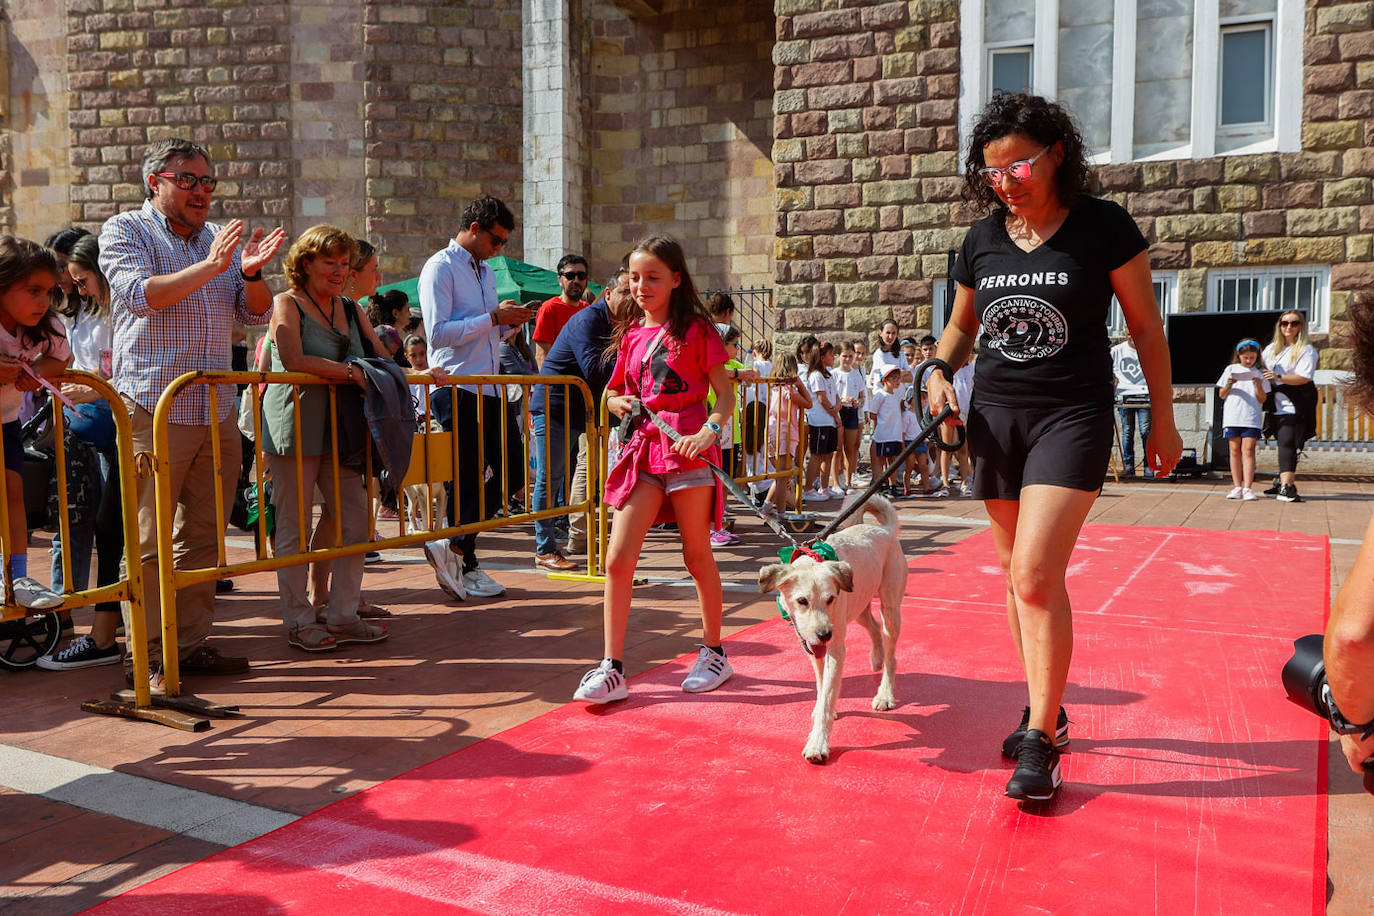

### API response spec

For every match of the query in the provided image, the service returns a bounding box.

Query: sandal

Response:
[288,625,338,653]
[327,619,388,645]
[358,602,394,619]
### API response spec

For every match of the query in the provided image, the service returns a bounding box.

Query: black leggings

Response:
[1274,414,1303,474]
[93,450,125,615]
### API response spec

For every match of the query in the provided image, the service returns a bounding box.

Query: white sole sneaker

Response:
[574,661,628,703]
[462,568,506,598]
[424,540,465,601]
[12,576,63,610]
[682,646,733,693]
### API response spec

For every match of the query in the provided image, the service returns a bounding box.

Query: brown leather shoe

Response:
[180,644,250,675]
[534,552,577,571]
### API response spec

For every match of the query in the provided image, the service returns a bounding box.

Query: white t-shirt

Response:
[901,408,922,442]
[745,357,773,405]
[953,361,975,414]
[805,369,837,427]
[0,325,71,423]
[1261,343,1318,415]
[868,349,908,392]
[834,366,866,411]
[869,389,903,443]
[64,309,112,376]
[1216,364,1271,430]
[1111,341,1148,398]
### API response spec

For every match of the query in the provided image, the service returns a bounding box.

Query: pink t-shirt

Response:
[607,316,729,474]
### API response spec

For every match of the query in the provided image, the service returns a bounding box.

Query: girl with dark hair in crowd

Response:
[795,333,819,377]
[867,318,912,390]
[38,235,131,669]
[574,236,735,705]
[927,92,1182,800]
[44,227,91,318]
[0,236,70,610]
[1260,310,1318,503]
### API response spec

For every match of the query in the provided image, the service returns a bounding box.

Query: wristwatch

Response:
[704,420,723,440]
[1323,683,1374,740]
[240,269,263,282]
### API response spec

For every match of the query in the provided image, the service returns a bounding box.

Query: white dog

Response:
[758,494,907,764]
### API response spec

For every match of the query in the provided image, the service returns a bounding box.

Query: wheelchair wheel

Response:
[0,612,61,670]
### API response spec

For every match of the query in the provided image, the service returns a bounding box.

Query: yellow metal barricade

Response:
[0,372,145,680]
[590,376,809,577]
[148,369,598,697]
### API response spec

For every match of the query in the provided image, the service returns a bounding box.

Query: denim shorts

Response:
[638,466,715,494]
[1223,426,1260,439]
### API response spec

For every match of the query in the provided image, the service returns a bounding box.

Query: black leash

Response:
[808,358,966,545]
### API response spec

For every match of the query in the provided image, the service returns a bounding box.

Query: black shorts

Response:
[2,420,22,474]
[808,424,838,455]
[838,405,860,430]
[968,401,1114,500]
[874,440,903,458]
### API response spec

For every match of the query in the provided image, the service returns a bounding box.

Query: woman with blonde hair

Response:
[1260,310,1318,503]
[261,225,390,652]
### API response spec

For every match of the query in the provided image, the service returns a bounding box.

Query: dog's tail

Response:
[836,492,901,535]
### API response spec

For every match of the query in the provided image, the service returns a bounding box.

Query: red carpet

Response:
[95,525,1327,915]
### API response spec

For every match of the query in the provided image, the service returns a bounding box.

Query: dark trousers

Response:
[1274,414,1303,474]
[432,387,518,571]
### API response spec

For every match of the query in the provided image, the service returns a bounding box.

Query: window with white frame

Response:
[1109,273,1177,337]
[958,0,1302,163]
[1207,267,1330,331]
[987,46,1032,98]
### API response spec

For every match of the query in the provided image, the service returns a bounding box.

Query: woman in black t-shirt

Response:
[927,93,1183,801]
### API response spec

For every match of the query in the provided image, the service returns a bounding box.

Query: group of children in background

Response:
[741,318,976,522]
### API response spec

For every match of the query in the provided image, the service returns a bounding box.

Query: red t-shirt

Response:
[532,295,586,346]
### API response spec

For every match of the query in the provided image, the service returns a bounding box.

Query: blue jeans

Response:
[1117,405,1152,475]
[531,413,571,556]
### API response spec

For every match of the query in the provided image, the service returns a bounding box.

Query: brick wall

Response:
[4,0,75,239]
[362,0,524,280]
[772,0,1374,368]
[64,0,294,232]
[584,0,775,290]
[772,0,960,352]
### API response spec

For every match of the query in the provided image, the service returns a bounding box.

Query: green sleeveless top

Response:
[260,297,366,456]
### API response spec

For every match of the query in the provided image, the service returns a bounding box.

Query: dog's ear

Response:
[758,563,790,593]
[829,561,854,593]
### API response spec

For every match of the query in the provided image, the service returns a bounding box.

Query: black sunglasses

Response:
[561,271,588,281]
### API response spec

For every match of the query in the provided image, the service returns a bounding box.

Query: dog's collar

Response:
[775,541,839,656]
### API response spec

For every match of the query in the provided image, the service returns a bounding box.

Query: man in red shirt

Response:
[532,254,589,367]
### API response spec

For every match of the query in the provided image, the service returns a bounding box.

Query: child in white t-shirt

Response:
[900,393,931,497]
[1217,338,1271,500]
[867,365,904,493]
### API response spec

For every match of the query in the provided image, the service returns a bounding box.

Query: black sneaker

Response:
[1276,484,1302,503]
[1006,729,1063,801]
[1002,705,1070,758]
[36,635,122,670]
[1262,478,1281,496]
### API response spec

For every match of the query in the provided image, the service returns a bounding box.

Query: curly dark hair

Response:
[962,92,1096,215]
[459,195,514,233]
[1347,299,1374,413]
[367,288,408,327]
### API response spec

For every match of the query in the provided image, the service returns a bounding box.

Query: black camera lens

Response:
[1281,634,1330,719]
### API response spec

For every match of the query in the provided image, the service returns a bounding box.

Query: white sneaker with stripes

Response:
[681,646,733,693]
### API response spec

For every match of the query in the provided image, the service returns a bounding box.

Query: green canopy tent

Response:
[375,254,602,309]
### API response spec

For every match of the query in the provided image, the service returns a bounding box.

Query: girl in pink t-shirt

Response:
[574,237,735,705]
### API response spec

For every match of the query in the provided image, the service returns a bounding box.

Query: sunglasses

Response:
[156,171,218,191]
[483,227,508,250]
[561,271,588,281]
[1280,319,1303,327]
[977,146,1051,187]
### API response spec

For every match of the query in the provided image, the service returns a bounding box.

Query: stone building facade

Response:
[2,0,1372,377]
[2,0,772,292]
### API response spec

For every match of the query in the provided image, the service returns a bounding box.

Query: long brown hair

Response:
[607,236,710,356]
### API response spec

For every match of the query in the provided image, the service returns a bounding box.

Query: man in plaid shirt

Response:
[99,138,285,695]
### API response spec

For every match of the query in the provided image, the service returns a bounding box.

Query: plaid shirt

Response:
[99,200,267,425]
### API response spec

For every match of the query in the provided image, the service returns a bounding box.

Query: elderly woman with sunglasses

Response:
[1260,311,1318,503]
[926,93,1182,801]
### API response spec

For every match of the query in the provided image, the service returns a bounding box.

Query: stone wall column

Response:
[522,0,584,268]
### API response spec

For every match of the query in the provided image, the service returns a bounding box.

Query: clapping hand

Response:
[241,226,287,277]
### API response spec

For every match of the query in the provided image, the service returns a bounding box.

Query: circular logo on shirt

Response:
[983,295,1068,362]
